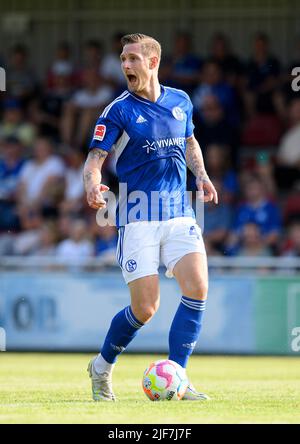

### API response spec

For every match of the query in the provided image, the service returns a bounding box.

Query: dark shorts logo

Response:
[189,225,196,235]
[189,225,201,239]
[125,259,137,272]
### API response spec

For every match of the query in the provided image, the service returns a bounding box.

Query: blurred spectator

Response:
[281,220,300,258]
[254,150,277,198]
[81,39,103,72]
[209,32,244,86]
[158,55,173,86]
[235,222,272,257]
[244,33,281,116]
[169,31,202,94]
[32,222,59,256]
[0,98,36,147]
[56,219,94,260]
[277,98,300,165]
[0,233,14,255]
[60,149,85,215]
[203,179,233,255]
[193,94,238,165]
[46,41,75,90]
[17,136,65,210]
[95,225,118,261]
[283,185,300,224]
[227,174,281,253]
[193,60,240,126]
[57,213,73,240]
[100,32,127,91]
[13,209,43,255]
[31,70,73,141]
[61,68,113,148]
[6,44,38,107]
[0,136,25,231]
[241,112,283,146]
[74,39,104,89]
[204,144,238,203]
[275,98,300,190]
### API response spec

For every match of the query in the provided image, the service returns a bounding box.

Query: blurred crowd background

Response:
[1,27,300,264]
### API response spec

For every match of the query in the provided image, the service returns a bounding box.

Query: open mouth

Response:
[127,74,137,85]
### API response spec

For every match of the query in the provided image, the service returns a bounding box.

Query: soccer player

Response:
[84,33,218,401]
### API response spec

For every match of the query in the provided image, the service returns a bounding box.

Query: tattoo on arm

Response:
[83,171,93,186]
[83,149,107,189]
[87,148,108,160]
[185,136,209,180]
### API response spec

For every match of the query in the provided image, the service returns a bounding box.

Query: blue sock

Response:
[101,306,144,364]
[168,296,206,368]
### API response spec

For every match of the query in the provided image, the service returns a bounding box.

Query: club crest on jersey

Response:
[93,124,106,141]
[172,106,185,121]
[125,259,137,272]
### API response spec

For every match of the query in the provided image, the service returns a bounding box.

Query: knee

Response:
[181,278,208,300]
[132,299,160,324]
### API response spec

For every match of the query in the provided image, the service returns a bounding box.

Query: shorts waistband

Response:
[122,217,196,228]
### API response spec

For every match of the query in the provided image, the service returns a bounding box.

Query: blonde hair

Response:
[121,33,161,61]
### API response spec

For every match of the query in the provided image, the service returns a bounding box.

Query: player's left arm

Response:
[186,135,218,204]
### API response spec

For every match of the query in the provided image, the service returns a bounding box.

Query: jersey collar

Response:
[128,85,165,105]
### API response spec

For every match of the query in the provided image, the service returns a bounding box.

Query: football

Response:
[142,359,189,401]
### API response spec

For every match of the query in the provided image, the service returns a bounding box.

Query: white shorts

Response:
[116,217,206,284]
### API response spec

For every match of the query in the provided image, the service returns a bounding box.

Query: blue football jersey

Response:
[89,85,195,226]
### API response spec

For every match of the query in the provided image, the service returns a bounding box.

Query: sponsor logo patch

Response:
[93,124,106,141]
[142,137,185,154]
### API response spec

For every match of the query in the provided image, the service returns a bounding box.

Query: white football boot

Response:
[182,381,211,401]
[87,357,116,401]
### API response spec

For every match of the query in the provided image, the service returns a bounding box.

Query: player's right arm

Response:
[83,148,109,210]
[84,93,125,209]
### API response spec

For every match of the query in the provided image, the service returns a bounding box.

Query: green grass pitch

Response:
[0,353,299,424]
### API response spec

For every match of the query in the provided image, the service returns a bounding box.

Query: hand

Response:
[196,176,218,204]
[86,184,110,210]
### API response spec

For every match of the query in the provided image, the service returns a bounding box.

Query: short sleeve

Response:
[89,113,122,152]
[186,98,195,138]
